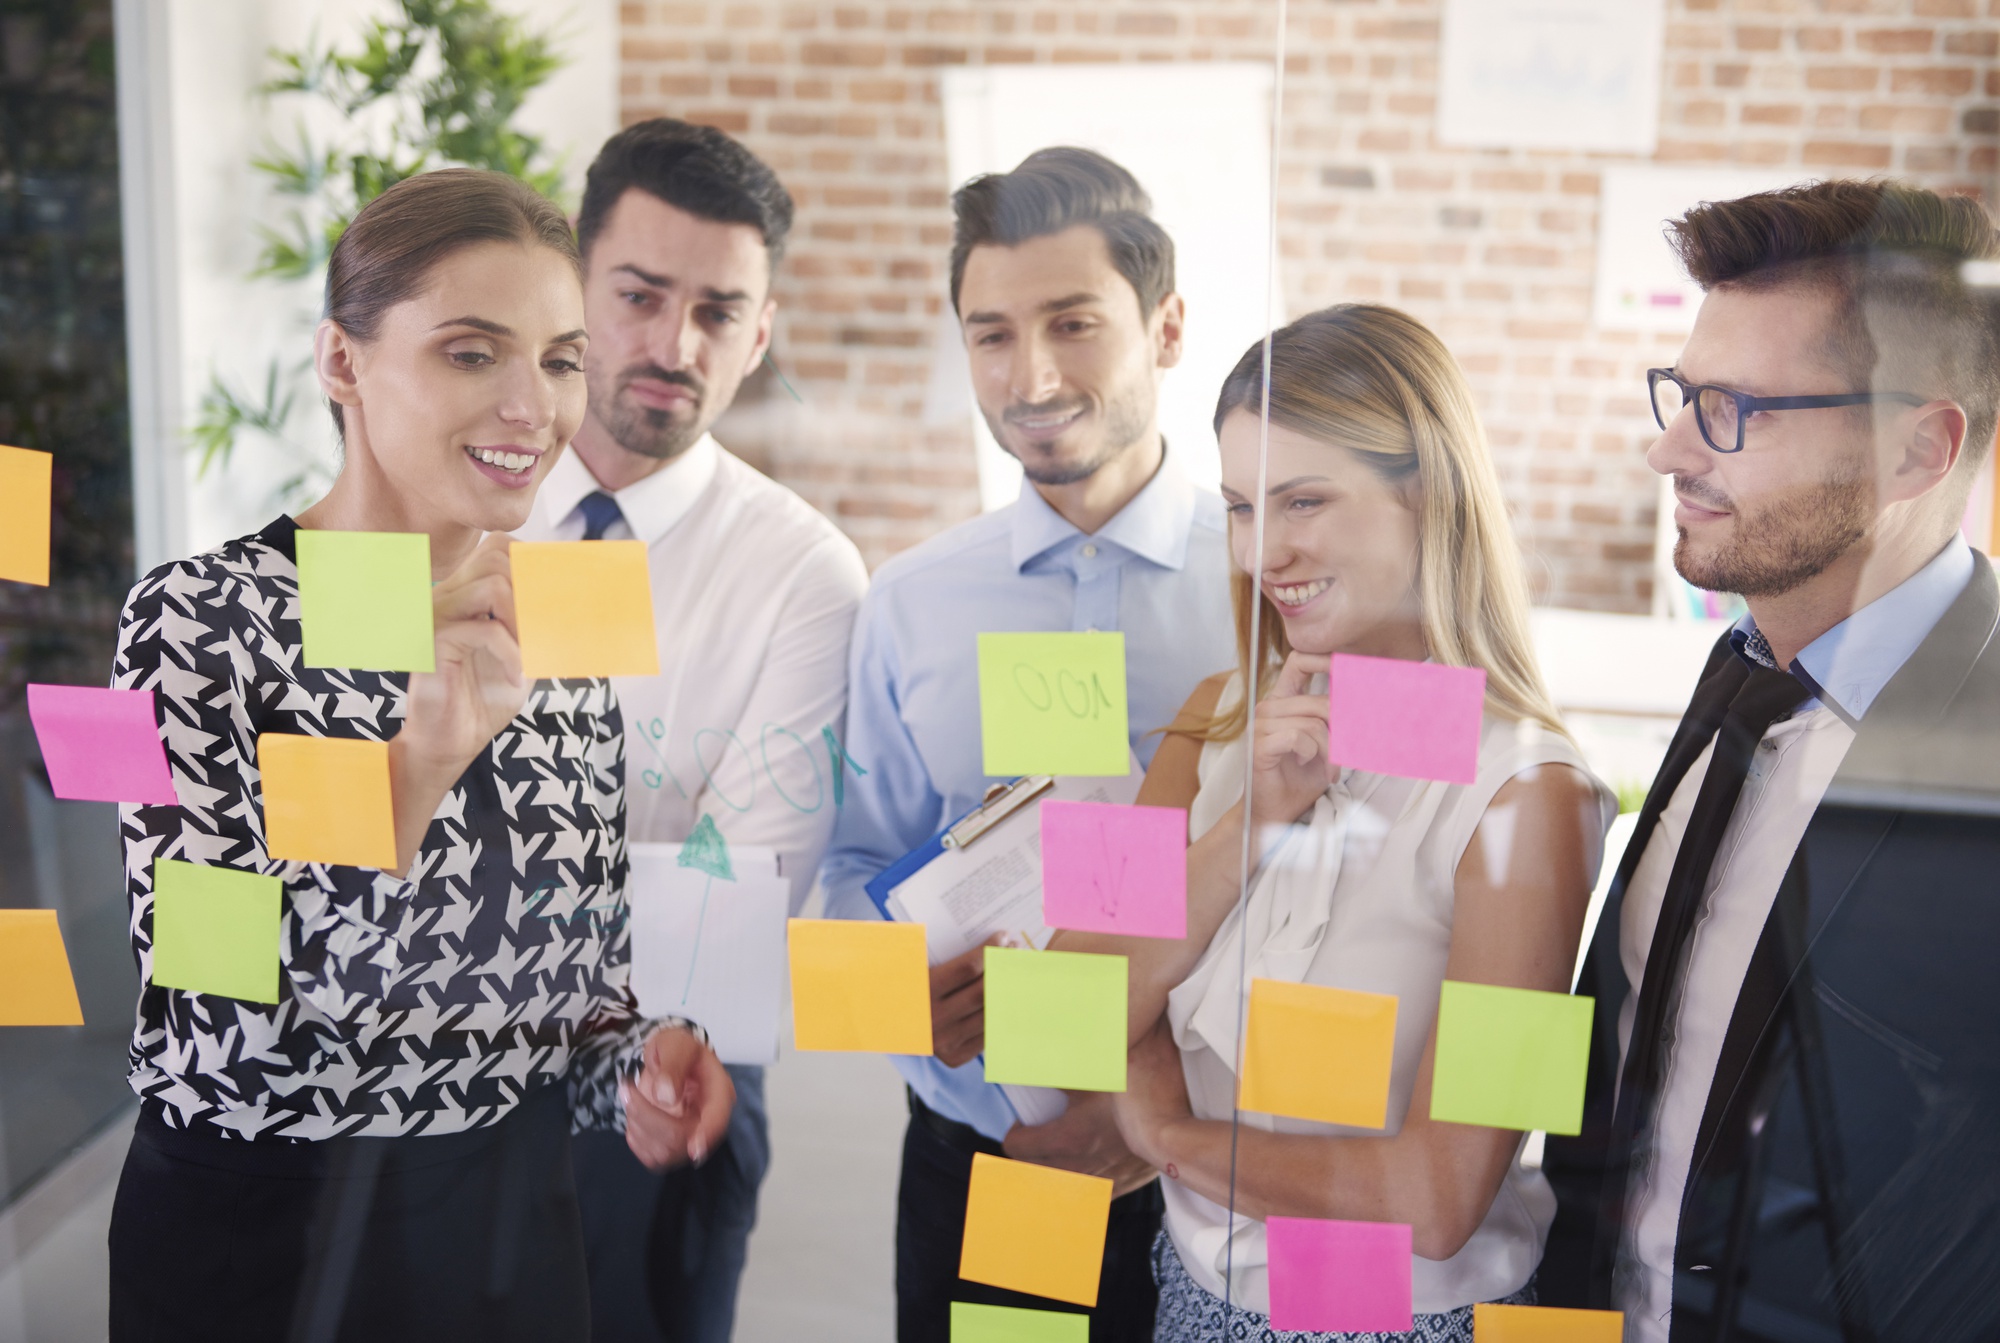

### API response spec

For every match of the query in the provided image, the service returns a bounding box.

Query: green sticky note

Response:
[983,947,1127,1092]
[951,1301,1089,1342]
[296,530,434,672]
[151,859,283,1004]
[977,632,1129,777]
[1430,980,1594,1135]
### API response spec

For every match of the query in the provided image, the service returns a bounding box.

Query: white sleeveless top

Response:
[1162,676,1614,1315]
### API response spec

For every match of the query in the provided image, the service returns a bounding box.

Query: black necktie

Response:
[577,490,623,541]
[1606,665,1808,1215]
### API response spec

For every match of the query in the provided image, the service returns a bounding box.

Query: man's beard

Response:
[987,375,1154,487]
[1673,457,1873,598]
[590,364,708,461]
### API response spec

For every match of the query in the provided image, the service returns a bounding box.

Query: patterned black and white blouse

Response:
[112,516,655,1140]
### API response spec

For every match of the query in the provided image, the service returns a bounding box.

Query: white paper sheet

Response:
[1437,0,1667,154]
[880,770,1144,1129]
[883,771,1144,966]
[629,842,788,1066]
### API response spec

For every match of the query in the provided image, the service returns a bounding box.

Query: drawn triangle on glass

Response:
[678,813,735,881]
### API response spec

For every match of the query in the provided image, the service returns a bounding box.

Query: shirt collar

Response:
[536,434,721,546]
[1730,538,1975,724]
[1006,451,1200,573]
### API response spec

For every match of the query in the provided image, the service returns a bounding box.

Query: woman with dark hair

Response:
[105,168,732,1342]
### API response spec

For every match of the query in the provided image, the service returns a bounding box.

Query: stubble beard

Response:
[591,365,708,463]
[1673,456,1874,599]
[989,374,1156,488]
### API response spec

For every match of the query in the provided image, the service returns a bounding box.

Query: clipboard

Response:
[863,766,1142,1128]
[863,770,1140,961]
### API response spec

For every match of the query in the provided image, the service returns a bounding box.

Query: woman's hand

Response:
[1112,1017,1194,1172]
[1247,651,1337,830]
[385,534,529,874]
[623,1025,736,1171]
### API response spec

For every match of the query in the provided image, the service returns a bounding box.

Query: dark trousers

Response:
[896,1092,1162,1343]
[108,1082,588,1343]
[572,1063,772,1343]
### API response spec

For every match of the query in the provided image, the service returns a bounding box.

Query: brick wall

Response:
[620,0,2000,611]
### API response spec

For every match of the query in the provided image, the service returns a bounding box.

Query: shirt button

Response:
[1081,544,1098,558]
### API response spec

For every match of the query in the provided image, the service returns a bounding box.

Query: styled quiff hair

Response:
[949,147,1175,317]
[578,117,794,262]
[1204,304,1568,743]
[323,169,578,437]
[1669,179,2000,466]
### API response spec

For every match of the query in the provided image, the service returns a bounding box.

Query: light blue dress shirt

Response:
[820,459,1237,1141]
[1730,537,1976,722]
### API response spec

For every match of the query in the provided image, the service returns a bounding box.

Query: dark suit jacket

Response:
[1542,551,2000,1343]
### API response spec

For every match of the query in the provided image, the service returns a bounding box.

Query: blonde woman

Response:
[1094,306,1615,1341]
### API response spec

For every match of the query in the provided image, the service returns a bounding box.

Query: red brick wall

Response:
[620,0,1999,611]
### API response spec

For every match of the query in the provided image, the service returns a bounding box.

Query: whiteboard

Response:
[1438,0,1668,154]
[1594,166,1821,333]
[940,64,1276,511]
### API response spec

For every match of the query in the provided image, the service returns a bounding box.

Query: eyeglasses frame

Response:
[1646,367,1927,454]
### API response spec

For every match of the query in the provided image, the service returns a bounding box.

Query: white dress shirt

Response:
[517,435,870,905]
[1613,539,1975,1341]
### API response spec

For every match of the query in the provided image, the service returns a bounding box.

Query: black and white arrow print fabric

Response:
[111,516,652,1140]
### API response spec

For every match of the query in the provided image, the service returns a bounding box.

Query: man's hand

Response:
[622,1025,735,1172]
[1003,1090,1158,1198]
[931,935,1001,1068]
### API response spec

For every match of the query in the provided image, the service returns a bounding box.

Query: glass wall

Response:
[5,2,2000,1340]
[0,0,137,1209]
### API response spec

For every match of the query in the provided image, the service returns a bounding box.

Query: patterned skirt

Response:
[1150,1230,1535,1343]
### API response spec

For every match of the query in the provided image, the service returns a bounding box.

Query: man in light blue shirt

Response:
[820,148,1235,1341]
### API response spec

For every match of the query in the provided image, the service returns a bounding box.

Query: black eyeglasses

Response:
[1647,368,1926,454]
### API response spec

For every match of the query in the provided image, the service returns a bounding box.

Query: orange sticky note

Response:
[1474,1303,1623,1342]
[1239,978,1398,1129]
[258,733,397,868]
[960,1153,1113,1307]
[0,444,54,586]
[787,918,932,1054]
[0,910,84,1025]
[511,540,659,679]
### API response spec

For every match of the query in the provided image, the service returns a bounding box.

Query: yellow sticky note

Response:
[511,540,660,678]
[960,1153,1113,1307]
[0,444,54,586]
[0,910,84,1025]
[1239,978,1398,1128]
[1474,1303,1623,1343]
[787,919,932,1054]
[258,733,397,868]
[977,632,1129,776]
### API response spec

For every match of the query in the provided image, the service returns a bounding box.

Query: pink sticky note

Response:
[1040,800,1187,939]
[1266,1216,1412,1333]
[1326,654,1486,784]
[26,685,179,806]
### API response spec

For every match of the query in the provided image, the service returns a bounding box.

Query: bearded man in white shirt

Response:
[516,118,869,1343]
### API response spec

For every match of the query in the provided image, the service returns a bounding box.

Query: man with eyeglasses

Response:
[1541,180,2000,1339]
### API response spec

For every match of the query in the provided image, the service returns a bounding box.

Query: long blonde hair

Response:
[1206,303,1567,741]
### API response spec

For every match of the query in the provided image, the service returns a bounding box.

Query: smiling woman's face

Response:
[1217,407,1424,659]
[327,240,588,536]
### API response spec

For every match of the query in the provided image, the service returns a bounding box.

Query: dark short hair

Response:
[949,147,1175,318]
[1670,179,2000,465]
[577,118,794,262]
[323,168,579,437]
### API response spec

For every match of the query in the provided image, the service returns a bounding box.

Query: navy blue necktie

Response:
[576,490,623,541]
